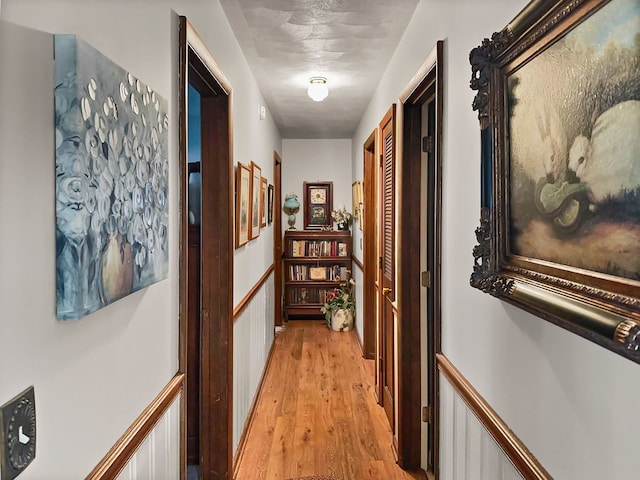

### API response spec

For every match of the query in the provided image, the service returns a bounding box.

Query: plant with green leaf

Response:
[321,277,356,327]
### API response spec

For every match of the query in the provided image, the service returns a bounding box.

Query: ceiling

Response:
[219,0,420,139]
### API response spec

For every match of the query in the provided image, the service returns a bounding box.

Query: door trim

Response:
[178,17,234,480]
[362,129,377,360]
[396,40,444,473]
[273,151,283,326]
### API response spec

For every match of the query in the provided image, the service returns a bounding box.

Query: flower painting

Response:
[508,0,640,281]
[54,35,169,320]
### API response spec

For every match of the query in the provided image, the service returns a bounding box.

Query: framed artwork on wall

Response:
[303,181,333,229]
[260,177,268,227]
[249,161,262,240]
[54,35,169,320]
[469,0,640,362]
[235,162,251,248]
[267,184,274,225]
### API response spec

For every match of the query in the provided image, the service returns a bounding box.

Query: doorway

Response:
[397,40,444,475]
[179,17,234,480]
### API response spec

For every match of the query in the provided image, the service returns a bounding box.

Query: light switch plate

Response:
[0,387,36,480]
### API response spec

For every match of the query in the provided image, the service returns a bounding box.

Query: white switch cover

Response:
[259,105,266,120]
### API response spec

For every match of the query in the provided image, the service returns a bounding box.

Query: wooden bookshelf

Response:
[283,230,352,320]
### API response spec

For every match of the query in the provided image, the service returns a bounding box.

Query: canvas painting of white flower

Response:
[54,35,169,320]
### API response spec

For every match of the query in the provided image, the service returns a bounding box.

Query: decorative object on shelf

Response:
[303,181,333,229]
[469,0,640,363]
[283,193,300,229]
[54,35,169,320]
[249,161,262,240]
[331,206,352,231]
[321,278,356,332]
[235,162,251,247]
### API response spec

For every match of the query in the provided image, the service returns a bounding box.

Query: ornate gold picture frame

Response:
[470,0,640,362]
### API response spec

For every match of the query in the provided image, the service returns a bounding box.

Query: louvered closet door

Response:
[379,104,396,431]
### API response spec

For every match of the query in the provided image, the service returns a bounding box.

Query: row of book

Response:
[287,287,337,305]
[289,265,349,281]
[290,240,348,257]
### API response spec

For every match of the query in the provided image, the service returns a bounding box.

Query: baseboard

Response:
[86,373,184,480]
[232,337,277,477]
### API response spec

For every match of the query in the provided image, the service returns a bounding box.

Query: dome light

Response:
[307,77,328,102]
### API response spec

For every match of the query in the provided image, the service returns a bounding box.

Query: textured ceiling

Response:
[219,0,420,138]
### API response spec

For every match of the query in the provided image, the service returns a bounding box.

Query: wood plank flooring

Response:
[234,320,423,480]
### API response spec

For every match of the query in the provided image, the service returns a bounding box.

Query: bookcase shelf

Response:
[283,230,352,321]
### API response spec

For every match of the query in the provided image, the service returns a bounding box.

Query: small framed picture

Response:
[303,181,333,229]
[267,184,274,224]
[249,161,261,240]
[309,267,327,281]
[260,177,268,227]
[235,162,251,248]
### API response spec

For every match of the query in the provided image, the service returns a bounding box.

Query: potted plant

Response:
[331,206,352,231]
[321,278,356,331]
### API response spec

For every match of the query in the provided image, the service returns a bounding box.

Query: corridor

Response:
[234,321,423,480]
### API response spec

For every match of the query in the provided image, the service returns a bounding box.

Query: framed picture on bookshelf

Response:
[303,181,333,229]
[260,176,268,227]
[309,267,327,281]
[235,162,251,248]
[249,161,261,240]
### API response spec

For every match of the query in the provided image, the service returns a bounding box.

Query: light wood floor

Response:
[234,320,424,480]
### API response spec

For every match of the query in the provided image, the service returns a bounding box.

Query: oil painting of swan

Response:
[507,0,640,282]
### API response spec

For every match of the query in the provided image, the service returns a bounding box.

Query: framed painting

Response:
[267,184,274,224]
[235,162,250,247]
[249,162,262,239]
[260,177,268,227]
[303,181,333,229]
[54,35,169,320]
[470,0,640,362]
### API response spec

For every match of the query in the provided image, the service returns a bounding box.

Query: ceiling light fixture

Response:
[307,77,328,102]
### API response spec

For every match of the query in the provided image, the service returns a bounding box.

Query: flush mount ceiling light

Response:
[307,77,328,102]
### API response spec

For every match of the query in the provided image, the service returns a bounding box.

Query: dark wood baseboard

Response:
[86,373,184,480]
[232,338,277,477]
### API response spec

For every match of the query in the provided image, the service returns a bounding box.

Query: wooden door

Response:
[379,105,396,431]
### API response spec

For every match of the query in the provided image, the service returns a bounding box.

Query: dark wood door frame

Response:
[273,151,283,326]
[396,40,444,473]
[179,17,234,480]
[362,130,377,360]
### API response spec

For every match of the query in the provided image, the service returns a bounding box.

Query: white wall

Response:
[352,1,640,478]
[282,139,353,232]
[0,0,280,477]
[233,273,275,453]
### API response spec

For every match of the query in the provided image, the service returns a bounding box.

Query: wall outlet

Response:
[259,104,266,120]
[0,387,36,480]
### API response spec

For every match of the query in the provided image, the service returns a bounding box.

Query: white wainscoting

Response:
[114,393,181,480]
[440,375,524,480]
[233,272,275,453]
[352,261,364,346]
